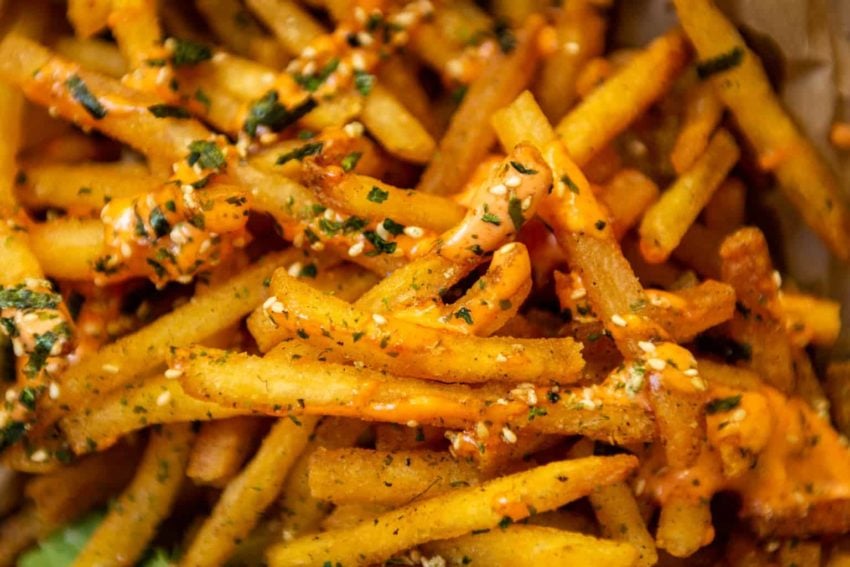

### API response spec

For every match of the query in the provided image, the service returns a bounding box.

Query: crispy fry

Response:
[781,291,841,348]
[27,218,104,280]
[598,169,660,240]
[674,0,850,261]
[360,85,435,164]
[186,416,267,487]
[671,80,725,174]
[180,417,318,567]
[704,177,746,234]
[267,455,638,566]
[72,423,193,567]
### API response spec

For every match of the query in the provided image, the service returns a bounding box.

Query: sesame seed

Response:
[343,121,364,137]
[263,296,277,310]
[348,240,365,257]
[634,478,646,495]
[372,313,387,325]
[475,421,489,438]
[570,288,586,300]
[406,420,419,428]
[731,408,747,422]
[564,41,580,54]
[102,363,120,374]
[121,242,132,258]
[647,358,666,371]
[403,226,424,238]
[690,376,707,391]
[638,341,656,353]
[156,390,172,406]
[4,390,17,403]
[521,196,532,211]
[772,270,782,288]
[501,426,517,444]
[199,239,212,255]
[495,353,508,362]
[499,242,517,254]
[270,301,285,314]
[165,368,183,380]
[505,175,521,188]
[301,46,317,58]
[376,222,392,241]
[310,241,325,251]
[488,183,507,196]
[683,368,699,377]
[282,530,294,542]
[611,314,628,327]
[30,449,48,463]
[287,262,303,277]
[48,382,60,400]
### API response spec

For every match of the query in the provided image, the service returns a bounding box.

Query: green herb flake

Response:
[367,186,389,203]
[299,263,318,278]
[454,307,474,325]
[696,46,744,79]
[381,218,405,236]
[481,212,501,226]
[561,174,580,194]
[276,142,324,165]
[364,231,397,256]
[508,197,525,231]
[510,161,537,175]
[147,104,190,119]
[353,70,375,96]
[294,58,340,92]
[186,140,226,171]
[149,207,171,238]
[341,151,362,172]
[706,395,742,415]
[170,37,213,67]
[66,75,107,120]
[243,91,317,137]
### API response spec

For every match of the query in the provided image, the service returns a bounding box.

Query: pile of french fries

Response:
[0,0,849,565]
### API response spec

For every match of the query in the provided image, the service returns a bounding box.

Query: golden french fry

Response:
[671,80,725,174]
[267,455,638,566]
[73,423,193,567]
[180,417,319,567]
[186,416,267,487]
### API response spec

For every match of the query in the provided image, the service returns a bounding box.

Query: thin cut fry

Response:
[186,416,267,487]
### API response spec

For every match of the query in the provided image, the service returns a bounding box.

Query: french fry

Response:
[67,0,111,38]
[267,455,638,566]
[377,55,438,136]
[18,161,154,214]
[555,30,689,166]
[0,507,41,567]
[639,128,740,264]
[0,222,44,286]
[313,174,466,234]
[778,539,822,567]
[179,416,319,567]
[27,218,104,280]
[720,228,795,393]
[54,37,128,79]
[52,250,297,420]
[109,0,163,70]
[259,269,584,385]
[374,423,446,451]
[704,177,746,234]
[72,423,193,567]
[533,0,607,122]
[26,442,141,526]
[196,0,285,66]
[308,448,481,506]
[647,280,737,343]
[792,349,830,420]
[674,0,850,262]
[279,417,370,537]
[360,85,435,164]
[186,416,267,487]
[781,291,841,348]
[245,0,325,57]
[591,482,658,566]
[421,524,639,567]
[671,80,725,174]
[598,168,660,240]
[417,16,545,195]
[826,361,850,438]
[175,347,656,444]
[655,498,714,558]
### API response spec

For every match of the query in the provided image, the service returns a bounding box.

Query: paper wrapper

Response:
[616,0,850,354]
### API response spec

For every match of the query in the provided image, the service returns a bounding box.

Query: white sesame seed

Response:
[570,288,586,300]
[495,353,508,362]
[499,242,517,254]
[376,222,392,241]
[156,390,172,406]
[638,341,656,353]
[348,240,365,257]
[351,52,366,71]
[270,301,285,314]
[263,296,277,311]
[731,408,747,422]
[505,175,521,188]
[48,382,60,400]
[634,478,646,495]
[287,262,303,277]
[30,449,48,463]
[406,420,419,428]
[5,390,17,403]
[356,31,373,46]
[611,314,628,327]
[501,426,517,444]
[475,421,489,439]
[310,241,325,251]
[488,183,507,196]
[102,363,120,374]
[772,270,782,288]
[647,358,666,371]
[199,239,212,255]
[372,313,387,325]
[302,61,316,75]
[521,196,532,211]
[683,368,699,377]
[121,242,133,258]
[343,121,364,137]
[301,46,317,58]
[403,226,424,238]
[690,376,707,391]
[164,368,182,380]
[564,41,580,54]
[282,530,294,542]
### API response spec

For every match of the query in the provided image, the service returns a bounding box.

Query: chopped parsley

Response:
[706,395,742,415]
[528,406,548,421]
[341,151,362,172]
[561,174,580,194]
[66,75,107,120]
[508,197,525,231]
[186,140,226,171]
[294,58,340,92]
[353,70,375,96]
[510,161,537,175]
[493,21,516,53]
[451,84,468,104]
[299,263,318,278]
[594,219,606,231]
[481,212,501,226]
[275,142,324,165]
[149,207,171,238]
[364,231,396,255]
[147,104,190,119]
[0,285,61,310]
[367,186,389,203]
[381,218,405,236]
[454,307,474,325]
[25,330,62,377]
[243,91,317,137]
[170,37,213,67]
[696,46,744,79]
